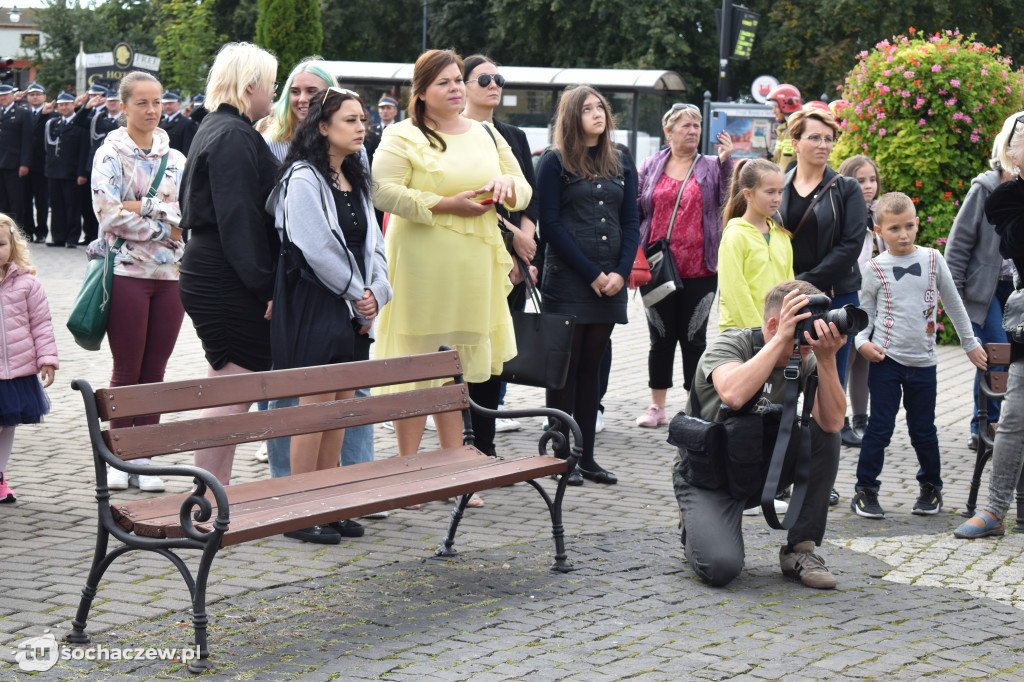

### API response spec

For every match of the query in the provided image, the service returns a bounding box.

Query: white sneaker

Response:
[595,410,605,433]
[381,421,394,431]
[130,474,166,492]
[425,415,437,431]
[253,442,268,462]
[361,510,390,519]
[495,417,522,433]
[742,499,789,516]
[108,468,129,490]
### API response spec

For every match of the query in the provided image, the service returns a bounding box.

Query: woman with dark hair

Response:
[536,84,640,485]
[265,87,391,544]
[461,53,539,453]
[371,49,531,504]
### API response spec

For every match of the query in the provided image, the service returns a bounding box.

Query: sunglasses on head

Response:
[467,74,506,88]
[671,102,698,112]
[321,86,361,108]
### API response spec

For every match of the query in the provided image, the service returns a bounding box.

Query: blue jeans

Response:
[830,291,859,390]
[265,388,375,478]
[856,357,941,492]
[970,281,1012,433]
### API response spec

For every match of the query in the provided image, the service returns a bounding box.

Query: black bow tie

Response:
[893,262,921,281]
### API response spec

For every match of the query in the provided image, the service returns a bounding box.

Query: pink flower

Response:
[950,79,960,87]
[970,134,980,142]
[945,98,957,106]
[918,118,927,125]
[877,112,886,120]
[879,128,887,136]
[882,69,892,76]
[981,68,988,75]
[904,70,915,77]
[928,217,933,222]
[931,64,942,72]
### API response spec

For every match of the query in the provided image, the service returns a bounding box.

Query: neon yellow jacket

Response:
[717,216,794,331]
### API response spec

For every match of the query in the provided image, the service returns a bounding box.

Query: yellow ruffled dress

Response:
[371,119,532,389]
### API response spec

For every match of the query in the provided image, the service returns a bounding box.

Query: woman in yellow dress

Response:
[371,49,531,475]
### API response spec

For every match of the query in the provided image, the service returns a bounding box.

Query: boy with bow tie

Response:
[850,191,987,520]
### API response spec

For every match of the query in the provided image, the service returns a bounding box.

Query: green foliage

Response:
[33,0,158,93]
[209,0,258,43]
[254,0,323,81]
[155,0,225,95]
[730,0,1024,104]
[833,30,1024,345]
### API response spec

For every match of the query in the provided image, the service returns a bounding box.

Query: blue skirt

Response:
[0,375,51,426]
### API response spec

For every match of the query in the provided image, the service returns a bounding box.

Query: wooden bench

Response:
[68,349,581,672]
[963,342,1023,531]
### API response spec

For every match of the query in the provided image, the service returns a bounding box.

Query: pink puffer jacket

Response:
[0,265,59,380]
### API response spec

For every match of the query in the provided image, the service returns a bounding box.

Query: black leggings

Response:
[546,322,615,468]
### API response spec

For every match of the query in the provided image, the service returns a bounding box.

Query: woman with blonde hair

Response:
[371,49,530,506]
[91,70,187,492]
[535,84,640,485]
[178,42,280,484]
[634,102,732,428]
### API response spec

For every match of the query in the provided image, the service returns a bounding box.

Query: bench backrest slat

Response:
[94,351,463,422]
[102,383,469,460]
[985,343,1011,367]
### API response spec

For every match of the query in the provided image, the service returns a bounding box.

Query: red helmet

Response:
[767,84,802,114]
[828,99,851,118]
[805,100,830,113]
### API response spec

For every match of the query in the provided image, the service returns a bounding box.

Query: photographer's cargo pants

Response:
[673,421,840,587]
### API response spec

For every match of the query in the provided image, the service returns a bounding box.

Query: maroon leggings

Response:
[107,275,185,428]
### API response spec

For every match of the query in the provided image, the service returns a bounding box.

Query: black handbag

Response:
[499,255,576,390]
[640,154,698,307]
[269,172,357,371]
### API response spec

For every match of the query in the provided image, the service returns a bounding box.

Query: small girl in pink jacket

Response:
[0,214,58,503]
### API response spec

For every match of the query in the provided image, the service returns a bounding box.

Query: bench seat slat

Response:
[95,351,463,422]
[120,455,567,546]
[103,384,469,460]
[111,447,488,533]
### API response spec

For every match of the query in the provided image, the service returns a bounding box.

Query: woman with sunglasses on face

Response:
[265,88,391,544]
[634,103,733,429]
[371,49,531,498]
[536,85,640,486]
[779,108,867,428]
[461,54,540,456]
[178,42,280,485]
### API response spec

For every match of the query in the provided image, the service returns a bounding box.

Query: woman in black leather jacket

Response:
[779,107,867,415]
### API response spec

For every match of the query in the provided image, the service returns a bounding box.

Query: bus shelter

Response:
[323,61,687,165]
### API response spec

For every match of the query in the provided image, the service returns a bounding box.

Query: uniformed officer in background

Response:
[0,82,34,227]
[43,91,89,247]
[188,92,207,126]
[21,82,50,242]
[72,86,122,243]
[159,90,196,155]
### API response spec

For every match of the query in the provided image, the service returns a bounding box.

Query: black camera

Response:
[795,294,868,343]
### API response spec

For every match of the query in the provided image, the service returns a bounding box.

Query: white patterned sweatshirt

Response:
[854,246,980,367]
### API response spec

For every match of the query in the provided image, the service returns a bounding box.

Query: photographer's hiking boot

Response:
[851,489,885,519]
[780,541,837,589]
[912,483,943,515]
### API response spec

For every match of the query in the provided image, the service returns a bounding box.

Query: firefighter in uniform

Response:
[43,92,89,247]
[73,87,122,243]
[766,84,803,172]
[0,83,33,227]
[159,90,196,155]
[22,82,50,242]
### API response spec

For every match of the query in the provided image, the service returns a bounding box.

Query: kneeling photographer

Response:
[671,281,863,589]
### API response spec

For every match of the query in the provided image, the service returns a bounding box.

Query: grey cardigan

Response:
[944,169,1006,325]
[266,162,392,331]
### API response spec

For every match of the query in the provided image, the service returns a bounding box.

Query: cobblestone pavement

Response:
[2,246,1022,680]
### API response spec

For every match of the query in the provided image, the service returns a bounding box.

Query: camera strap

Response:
[760,339,816,529]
